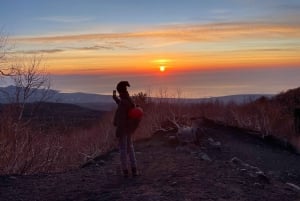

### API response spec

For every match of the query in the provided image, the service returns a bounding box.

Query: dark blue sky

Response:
[2,0,299,36]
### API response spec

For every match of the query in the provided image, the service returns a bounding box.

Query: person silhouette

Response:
[113,81,139,177]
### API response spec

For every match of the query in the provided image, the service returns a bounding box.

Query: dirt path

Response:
[1,124,300,201]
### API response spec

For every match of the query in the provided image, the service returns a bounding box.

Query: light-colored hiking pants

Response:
[119,134,137,171]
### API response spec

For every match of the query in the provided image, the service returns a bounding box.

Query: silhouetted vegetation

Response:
[1,87,300,175]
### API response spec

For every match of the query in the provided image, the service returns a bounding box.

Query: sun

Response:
[159,66,166,72]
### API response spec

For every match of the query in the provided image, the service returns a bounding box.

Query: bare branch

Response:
[7,54,52,120]
[0,29,14,76]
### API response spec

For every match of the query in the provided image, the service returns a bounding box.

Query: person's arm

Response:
[112,90,120,104]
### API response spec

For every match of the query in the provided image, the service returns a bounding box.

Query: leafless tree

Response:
[0,29,14,76]
[6,55,52,121]
[0,30,58,174]
[0,31,53,121]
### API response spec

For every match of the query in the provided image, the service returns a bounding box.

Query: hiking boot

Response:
[123,169,129,178]
[132,167,139,177]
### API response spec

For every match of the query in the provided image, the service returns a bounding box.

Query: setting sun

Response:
[160,66,166,72]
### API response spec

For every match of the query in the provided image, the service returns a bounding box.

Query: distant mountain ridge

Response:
[0,85,274,110]
[200,94,274,104]
[0,85,112,103]
[0,86,116,111]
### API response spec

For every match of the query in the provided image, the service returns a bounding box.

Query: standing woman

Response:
[113,81,138,177]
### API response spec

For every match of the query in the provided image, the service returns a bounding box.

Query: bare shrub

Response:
[190,95,299,150]
[0,29,14,76]
[8,55,51,120]
[2,83,300,175]
[63,112,117,166]
[0,110,62,174]
[0,110,117,174]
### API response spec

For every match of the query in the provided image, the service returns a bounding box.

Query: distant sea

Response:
[2,67,300,98]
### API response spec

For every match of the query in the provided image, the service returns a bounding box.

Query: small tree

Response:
[10,55,52,120]
[0,31,53,121]
[0,31,57,174]
[0,29,14,76]
[132,92,149,106]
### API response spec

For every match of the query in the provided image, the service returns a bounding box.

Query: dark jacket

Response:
[113,92,135,136]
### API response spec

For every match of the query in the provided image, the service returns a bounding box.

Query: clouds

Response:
[29,22,300,42]
[4,0,299,74]
[20,49,64,54]
[14,20,300,50]
[11,18,300,75]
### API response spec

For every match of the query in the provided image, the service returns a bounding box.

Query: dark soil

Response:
[0,124,300,201]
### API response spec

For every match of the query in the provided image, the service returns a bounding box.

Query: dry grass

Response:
[1,94,299,175]
[188,98,299,151]
[0,115,62,174]
[0,111,116,174]
[0,100,202,175]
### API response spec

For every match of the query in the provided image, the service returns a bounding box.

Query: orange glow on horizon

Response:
[31,45,300,75]
[45,54,300,75]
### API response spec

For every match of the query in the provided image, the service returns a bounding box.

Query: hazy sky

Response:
[1,0,300,97]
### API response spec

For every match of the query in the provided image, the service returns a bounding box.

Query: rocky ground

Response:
[1,123,300,201]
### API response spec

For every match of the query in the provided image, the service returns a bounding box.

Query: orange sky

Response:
[10,21,300,75]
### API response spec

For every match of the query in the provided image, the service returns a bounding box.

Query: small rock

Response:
[239,168,247,172]
[248,172,257,178]
[199,152,212,161]
[253,182,264,188]
[171,182,177,186]
[208,137,214,142]
[208,137,221,147]
[213,141,221,146]
[230,157,243,166]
